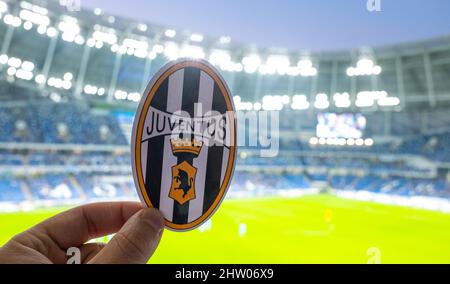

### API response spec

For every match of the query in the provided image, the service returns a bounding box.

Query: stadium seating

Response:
[0,0,449,209]
[0,102,128,145]
[0,179,24,202]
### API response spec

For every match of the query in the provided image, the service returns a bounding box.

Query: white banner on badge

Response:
[141,105,232,147]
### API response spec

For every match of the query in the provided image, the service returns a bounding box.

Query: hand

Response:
[0,202,165,264]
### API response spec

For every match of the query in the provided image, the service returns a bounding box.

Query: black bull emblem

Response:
[173,169,194,198]
[169,161,197,205]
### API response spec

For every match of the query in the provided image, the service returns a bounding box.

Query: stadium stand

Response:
[0,0,449,211]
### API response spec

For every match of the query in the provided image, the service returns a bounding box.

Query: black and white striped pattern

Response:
[141,66,231,225]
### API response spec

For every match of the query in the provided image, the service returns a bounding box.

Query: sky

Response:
[81,0,450,52]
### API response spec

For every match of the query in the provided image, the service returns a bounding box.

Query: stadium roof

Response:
[1,0,450,112]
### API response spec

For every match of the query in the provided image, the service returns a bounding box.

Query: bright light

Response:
[262,95,284,111]
[152,44,164,54]
[346,67,355,77]
[309,137,319,145]
[37,25,46,34]
[373,65,382,75]
[74,35,85,45]
[253,102,262,111]
[4,14,22,27]
[209,49,231,68]
[127,92,141,102]
[35,74,46,84]
[58,20,80,34]
[190,33,204,42]
[233,96,253,110]
[7,67,16,76]
[0,54,8,64]
[126,47,135,56]
[133,49,148,58]
[62,33,75,43]
[23,21,33,30]
[266,55,290,75]
[62,81,72,90]
[355,98,374,107]
[114,90,128,100]
[326,138,338,146]
[355,138,364,146]
[356,90,392,107]
[47,73,72,89]
[165,29,176,38]
[242,55,261,73]
[235,101,253,111]
[298,59,312,69]
[3,14,12,25]
[46,27,57,37]
[357,58,373,69]
[258,64,275,75]
[180,45,205,59]
[8,57,22,68]
[95,41,104,49]
[148,51,157,60]
[19,9,50,26]
[364,138,374,146]
[0,1,7,13]
[63,72,73,81]
[346,138,355,146]
[164,42,179,60]
[122,38,148,50]
[118,45,127,54]
[20,1,48,15]
[347,58,382,76]
[97,88,105,96]
[84,84,99,95]
[21,61,34,72]
[16,69,34,81]
[138,24,147,32]
[297,59,318,76]
[120,38,149,58]
[337,138,347,146]
[94,8,102,15]
[92,31,117,45]
[110,44,119,53]
[314,93,330,109]
[50,92,61,103]
[333,92,351,108]
[291,94,310,110]
[219,36,231,44]
[232,63,243,72]
[87,38,96,47]
[378,96,400,106]
[58,18,84,45]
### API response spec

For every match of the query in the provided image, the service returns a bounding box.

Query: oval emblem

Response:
[131,59,237,231]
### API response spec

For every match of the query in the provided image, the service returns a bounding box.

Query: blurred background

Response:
[1,0,450,263]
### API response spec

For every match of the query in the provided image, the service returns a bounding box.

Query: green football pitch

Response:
[1,194,450,263]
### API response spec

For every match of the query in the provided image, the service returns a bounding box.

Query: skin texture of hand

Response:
[0,202,165,264]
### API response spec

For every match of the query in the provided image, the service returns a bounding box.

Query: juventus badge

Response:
[131,59,237,231]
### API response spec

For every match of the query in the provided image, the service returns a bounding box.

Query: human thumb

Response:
[89,208,165,264]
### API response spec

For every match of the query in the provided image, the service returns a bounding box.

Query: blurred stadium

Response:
[1,0,450,263]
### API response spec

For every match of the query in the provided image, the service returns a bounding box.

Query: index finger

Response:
[34,202,144,249]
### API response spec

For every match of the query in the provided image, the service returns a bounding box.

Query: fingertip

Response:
[138,208,165,232]
[120,201,145,217]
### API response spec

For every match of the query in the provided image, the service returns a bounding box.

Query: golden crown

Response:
[170,136,203,156]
